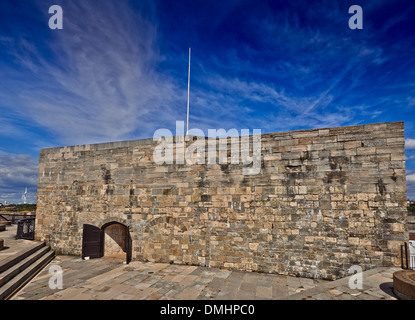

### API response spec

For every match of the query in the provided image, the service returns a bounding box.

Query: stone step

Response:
[0,242,45,274]
[0,246,51,287]
[0,249,55,300]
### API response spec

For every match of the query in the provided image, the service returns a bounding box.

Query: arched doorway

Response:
[102,222,131,262]
[82,222,132,264]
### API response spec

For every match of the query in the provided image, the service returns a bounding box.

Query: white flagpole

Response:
[186,47,191,135]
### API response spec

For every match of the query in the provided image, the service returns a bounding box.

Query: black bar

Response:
[405,242,409,269]
[0,214,11,222]
[0,213,35,224]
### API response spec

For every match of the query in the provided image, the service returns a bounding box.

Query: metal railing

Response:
[400,242,415,270]
[401,243,409,269]
[16,218,36,240]
[409,241,415,270]
[0,213,35,224]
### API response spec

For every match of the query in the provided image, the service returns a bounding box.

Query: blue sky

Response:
[1,0,415,203]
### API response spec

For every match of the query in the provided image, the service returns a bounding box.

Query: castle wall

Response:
[35,122,408,279]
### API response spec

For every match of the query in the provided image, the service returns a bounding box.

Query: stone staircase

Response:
[0,242,55,300]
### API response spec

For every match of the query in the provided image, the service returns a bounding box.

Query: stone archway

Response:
[101,221,132,264]
[142,216,189,264]
[102,222,127,258]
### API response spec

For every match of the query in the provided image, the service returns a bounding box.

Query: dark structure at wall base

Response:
[35,122,408,280]
[393,270,415,300]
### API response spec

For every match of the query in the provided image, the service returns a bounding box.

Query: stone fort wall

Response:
[35,122,408,279]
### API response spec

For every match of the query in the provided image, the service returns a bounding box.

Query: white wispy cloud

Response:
[2,1,185,145]
[0,153,38,203]
[182,3,390,134]
[1,0,397,147]
[407,178,415,200]
[405,138,415,150]
[188,72,360,135]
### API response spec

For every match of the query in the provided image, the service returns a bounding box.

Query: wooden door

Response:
[126,228,132,264]
[82,224,103,259]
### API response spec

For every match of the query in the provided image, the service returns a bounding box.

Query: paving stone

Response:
[312,292,334,300]
[272,286,288,299]
[235,290,256,300]
[257,279,273,287]
[239,282,257,291]
[93,283,131,299]
[147,293,164,300]
[216,291,237,300]
[179,266,198,275]
[11,255,401,300]
[328,289,344,296]
[134,282,154,290]
[335,293,355,300]
[286,276,301,288]
[179,275,199,286]
[114,293,135,300]
[363,289,388,299]
[299,278,317,290]
[256,286,272,299]
[177,288,203,300]
[367,274,393,283]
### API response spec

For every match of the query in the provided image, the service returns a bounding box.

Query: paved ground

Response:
[2,224,401,300]
[11,254,400,300]
[0,224,35,263]
[12,255,324,300]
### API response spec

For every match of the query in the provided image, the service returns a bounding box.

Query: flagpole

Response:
[186,47,191,135]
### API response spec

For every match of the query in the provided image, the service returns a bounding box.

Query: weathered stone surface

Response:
[35,122,408,280]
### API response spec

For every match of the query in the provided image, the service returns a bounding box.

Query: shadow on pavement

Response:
[379,282,399,299]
